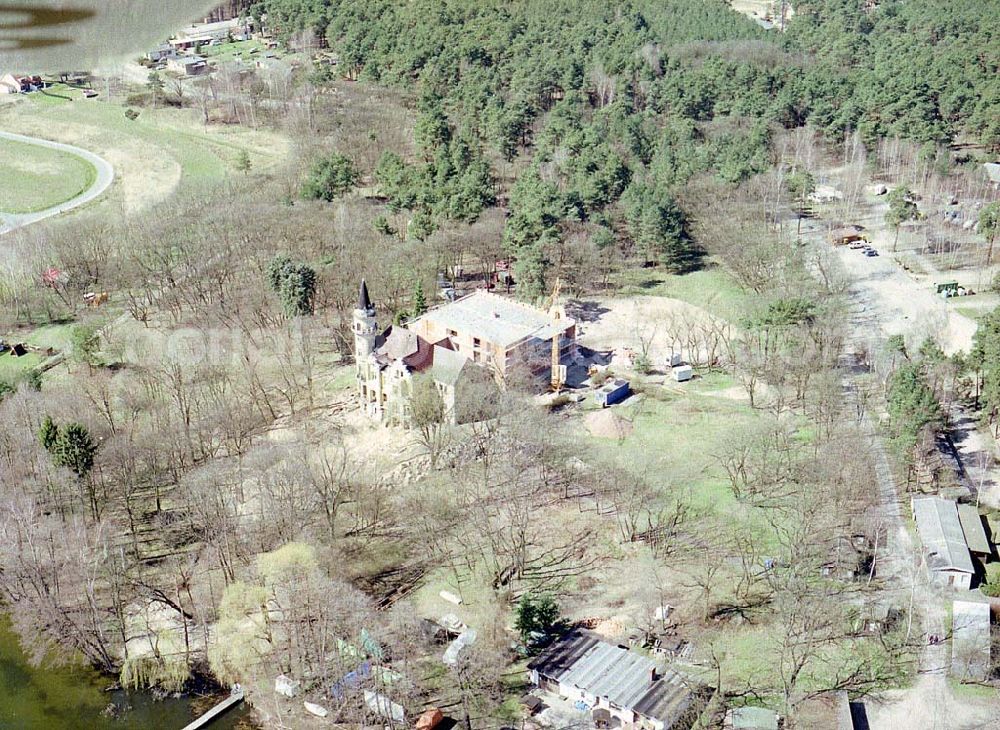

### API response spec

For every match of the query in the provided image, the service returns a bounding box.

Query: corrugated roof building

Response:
[528,631,707,730]
[912,497,975,590]
[957,504,991,556]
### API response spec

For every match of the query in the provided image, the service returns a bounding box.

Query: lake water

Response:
[0,618,253,730]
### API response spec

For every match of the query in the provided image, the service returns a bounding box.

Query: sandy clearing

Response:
[729,0,794,28]
[0,103,292,221]
[572,295,721,366]
[99,139,182,215]
[832,240,976,355]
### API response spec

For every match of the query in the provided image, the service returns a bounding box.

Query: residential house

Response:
[407,288,576,380]
[792,692,854,729]
[0,73,22,94]
[912,497,975,590]
[952,600,991,682]
[527,630,707,730]
[829,225,866,246]
[0,74,42,94]
[166,55,208,76]
[145,43,176,62]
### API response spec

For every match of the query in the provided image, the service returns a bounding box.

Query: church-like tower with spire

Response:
[353,279,385,419]
[353,279,378,359]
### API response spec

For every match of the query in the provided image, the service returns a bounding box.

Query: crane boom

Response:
[549,278,564,392]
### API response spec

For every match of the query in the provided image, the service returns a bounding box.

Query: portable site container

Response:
[595,378,630,407]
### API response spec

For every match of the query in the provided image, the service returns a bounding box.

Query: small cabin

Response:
[672,364,693,382]
[829,225,866,246]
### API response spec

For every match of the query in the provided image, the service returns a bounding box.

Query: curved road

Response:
[0,130,114,234]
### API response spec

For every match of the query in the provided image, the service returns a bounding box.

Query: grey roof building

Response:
[528,630,706,730]
[984,162,1000,186]
[957,504,991,556]
[952,600,991,682]
[725,707,779,729]
[912,497,975,589]
[411,289,572,351]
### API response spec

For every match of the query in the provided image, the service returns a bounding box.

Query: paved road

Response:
[0,130,114,234]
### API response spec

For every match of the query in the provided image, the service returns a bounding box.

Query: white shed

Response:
[672,364,693,382]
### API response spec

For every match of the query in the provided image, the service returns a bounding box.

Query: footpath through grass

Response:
[0,137,97,214]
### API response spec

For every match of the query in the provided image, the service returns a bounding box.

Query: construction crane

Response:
[546,278,565,392]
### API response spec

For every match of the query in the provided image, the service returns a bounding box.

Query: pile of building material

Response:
[585,409,633,439]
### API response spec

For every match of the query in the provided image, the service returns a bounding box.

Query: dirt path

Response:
[809,219,1000,727]
[0,130,114,235]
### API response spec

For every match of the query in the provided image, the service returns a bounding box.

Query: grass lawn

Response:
[948,678,1000,700]
[0,351,44,383]
[23,323,75,351]
[614,262,754,323]
[954,306,986,322]
[0,137,96,214]
[0,90,291,215]
[0,323,75,385]
[984,560,1000,591]
[584,389,757,501]
[201,40,266,62]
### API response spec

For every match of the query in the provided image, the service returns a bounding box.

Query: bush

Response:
[589,368,613,387]
[267,254,316,316]
[982,581,1000,598]
[546,394,571,411]
[301,153,360,201]
[514,593,562,647]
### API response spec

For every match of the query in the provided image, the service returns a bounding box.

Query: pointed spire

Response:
[358,279,373,312]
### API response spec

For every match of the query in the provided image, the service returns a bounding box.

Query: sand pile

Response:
[585,409,633,439]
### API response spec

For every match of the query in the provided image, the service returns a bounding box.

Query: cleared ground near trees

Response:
[0,136,96,214]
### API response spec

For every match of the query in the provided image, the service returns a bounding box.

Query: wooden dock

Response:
[180,687,245,730]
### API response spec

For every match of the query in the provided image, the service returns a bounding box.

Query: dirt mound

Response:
[585,409,633,439]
